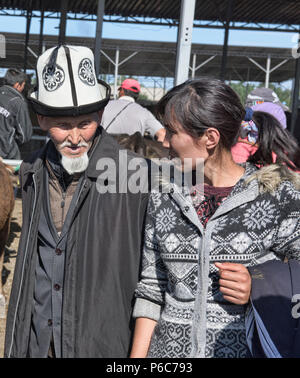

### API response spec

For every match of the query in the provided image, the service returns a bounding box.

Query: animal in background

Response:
[0,160,15,317]
[113,132,169,159]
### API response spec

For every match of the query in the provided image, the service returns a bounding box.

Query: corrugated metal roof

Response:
[1,32,295,82]
[0,0,300,26]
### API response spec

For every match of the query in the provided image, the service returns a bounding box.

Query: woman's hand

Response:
[215,262,251,305]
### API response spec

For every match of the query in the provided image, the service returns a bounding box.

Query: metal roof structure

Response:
[0,32,295,83]
[1,0,300,134]
[1,0,300,33]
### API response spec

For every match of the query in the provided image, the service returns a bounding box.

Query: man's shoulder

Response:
[0,85,13,103]
[0,85,22,99]
[0,85,9,94]
[0,86,24,111]
[106,98,136,108]
[120,100,150,115]
[20,143,48,175]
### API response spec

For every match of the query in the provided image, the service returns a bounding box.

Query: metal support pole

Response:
[191,53,196,79]
[27,46,38,59]
[38,8,45,56]
[101,48,138,99]
[189,55,216,77]
[265,54,271,88]
[291,56,300,135]
[59,0,68,45]
[248,56,289,87]
[245,67,250,100]
[24,9,32,72]
[94,0,105,78]
[220,0,234,81]
[174,0,196,86]
[248,57,266,72]
[114,47,119,99]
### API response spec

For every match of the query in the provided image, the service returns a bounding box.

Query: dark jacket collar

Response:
[1,84,24,99]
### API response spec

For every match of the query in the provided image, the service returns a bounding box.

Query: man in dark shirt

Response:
[0,69,33,159]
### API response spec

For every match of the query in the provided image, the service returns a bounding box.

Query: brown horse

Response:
[113,132,169,159]
[0,160,15,317]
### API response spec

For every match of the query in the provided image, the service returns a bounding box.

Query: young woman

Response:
[130,78,300,358]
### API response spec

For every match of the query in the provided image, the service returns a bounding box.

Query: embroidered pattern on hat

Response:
[42,64,65,92]
[78,58,96,86]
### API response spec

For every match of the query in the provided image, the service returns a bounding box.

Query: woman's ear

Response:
[205,128,220,150]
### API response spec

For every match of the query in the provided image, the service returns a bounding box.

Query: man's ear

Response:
[205,128,220,150]
[97,109,104,123]
[13,81,25,93]
[37,114,49,131]
[13,82,20,91]
[20,81,26,92]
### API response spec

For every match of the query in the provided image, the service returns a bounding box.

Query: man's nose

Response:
[162,138,170,148]
[68,127,81,145]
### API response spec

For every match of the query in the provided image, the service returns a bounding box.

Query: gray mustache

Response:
[59,141,89,148]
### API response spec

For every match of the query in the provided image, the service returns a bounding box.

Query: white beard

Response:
[61,152,89,175]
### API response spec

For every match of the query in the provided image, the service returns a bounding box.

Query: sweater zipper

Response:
[8,173,38,358]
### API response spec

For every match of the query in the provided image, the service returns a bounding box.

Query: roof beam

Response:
[1,8,300,33]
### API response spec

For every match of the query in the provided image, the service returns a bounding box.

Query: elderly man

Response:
[4,45,149,358]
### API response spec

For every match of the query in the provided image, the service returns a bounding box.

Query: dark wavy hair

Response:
[156,78,245,150]
[4,68,27,86]
[248,111,300,171]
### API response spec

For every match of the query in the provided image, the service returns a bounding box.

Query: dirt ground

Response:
[0,198,22,357]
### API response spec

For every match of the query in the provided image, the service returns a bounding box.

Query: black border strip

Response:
[63,45,78,107]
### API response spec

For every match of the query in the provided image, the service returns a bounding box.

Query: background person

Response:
[130,78,300,358]
[231,102,300,171]
[101,78,166,141]
[0,69,33,159]
[245,87,289,111]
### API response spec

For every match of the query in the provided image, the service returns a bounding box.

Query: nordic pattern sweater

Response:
[133,163,300,358]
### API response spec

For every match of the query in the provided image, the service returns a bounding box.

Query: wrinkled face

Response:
[38,112,102,158]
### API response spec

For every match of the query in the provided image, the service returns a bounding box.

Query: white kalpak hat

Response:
[28,45,111,117]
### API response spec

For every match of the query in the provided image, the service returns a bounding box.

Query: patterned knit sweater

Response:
[133,163,300,358]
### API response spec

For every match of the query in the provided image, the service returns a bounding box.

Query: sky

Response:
[0,11,298,90]
[0,12,298,47]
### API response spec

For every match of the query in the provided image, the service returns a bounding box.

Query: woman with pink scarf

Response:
[231,102,300,172]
